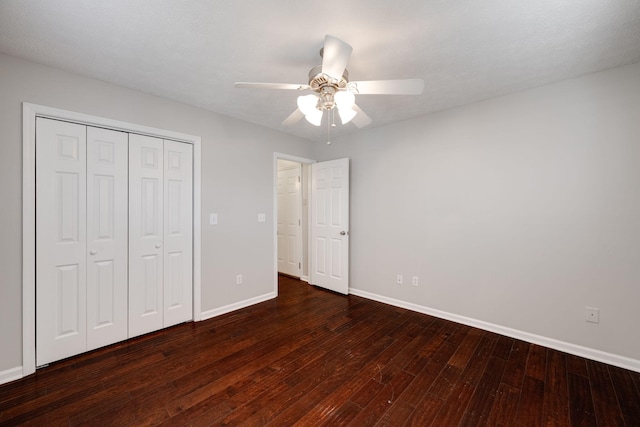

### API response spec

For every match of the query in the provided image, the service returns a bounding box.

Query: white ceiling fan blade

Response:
[321,35,352,81]
[349,79,424,95]
[352,104,372,128]
[235,82,310,91]
[282,109,304,126]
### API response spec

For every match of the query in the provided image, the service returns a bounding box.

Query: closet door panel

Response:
[36,118,87,366]
[86,127,129,350]
[129,134,164,338]
[163,140,193,327]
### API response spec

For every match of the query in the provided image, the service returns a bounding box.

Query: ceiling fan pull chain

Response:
[327,111,332,145]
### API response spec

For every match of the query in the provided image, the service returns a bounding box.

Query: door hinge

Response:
[299,262,301,269]
[299,219,301,226]
[298,176,301,183]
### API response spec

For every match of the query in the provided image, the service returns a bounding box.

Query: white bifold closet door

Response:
[129,134,193,338]
[162,139,193,328]
[86,127,129,350]
[36,119,128,366]
[36,119,193,366]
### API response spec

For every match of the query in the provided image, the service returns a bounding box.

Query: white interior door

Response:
[310,158,350,294]
[86,127,129,351]
[129,134,164,338]
[277,164,302,277]
[36,118,88,365]
[163,140,193,327]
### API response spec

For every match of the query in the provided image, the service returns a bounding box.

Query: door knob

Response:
[340,231,348,236]
[155,243,162,248]
[89,249,97,255]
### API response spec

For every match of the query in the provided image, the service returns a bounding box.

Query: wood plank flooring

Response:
[1,275,639,426]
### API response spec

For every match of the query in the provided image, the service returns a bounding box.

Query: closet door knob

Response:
[89,249,97,255]
[155,243,162,249]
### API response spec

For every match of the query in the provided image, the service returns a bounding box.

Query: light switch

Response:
[257,213,266,223]
[209,213,218,225]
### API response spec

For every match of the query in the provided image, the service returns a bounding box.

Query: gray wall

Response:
[313,61,640,363]
[0,53,313,372]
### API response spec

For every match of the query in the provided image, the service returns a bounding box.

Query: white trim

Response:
[300,275,310,283]
[0,366,23,386]
[272,153,316,297]
[22,103,37,377]
[193,140,202,321]
[349,287,640,373]
[274,153,318,165]
[22,103,202,378]
[25,104,199,143]
[200,292,276,321]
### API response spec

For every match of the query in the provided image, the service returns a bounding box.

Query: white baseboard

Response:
[0,366,23,385]
[349,287,640,373]
[300,275,310,283]
[200,292,276,321]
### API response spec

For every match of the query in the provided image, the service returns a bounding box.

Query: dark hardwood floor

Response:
[2,276,640,426]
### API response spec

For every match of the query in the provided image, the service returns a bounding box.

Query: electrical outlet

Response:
[257,213,266,223]
[585,307,599,324]
[396,275,403,285]
[236,274,243,285]
[412,276,419,287]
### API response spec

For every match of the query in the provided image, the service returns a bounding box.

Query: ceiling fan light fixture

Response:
[236,35,423,130]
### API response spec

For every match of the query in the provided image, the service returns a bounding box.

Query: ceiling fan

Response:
[235,35,424,130]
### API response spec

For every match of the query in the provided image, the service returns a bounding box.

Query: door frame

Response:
[22,103,202,376]
[272,153,315,295]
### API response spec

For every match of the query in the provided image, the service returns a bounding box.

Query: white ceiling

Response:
[1,0,639,142]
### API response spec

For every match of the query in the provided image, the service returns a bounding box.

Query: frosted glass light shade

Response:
[335,90,357,124]
[297,94,322,126]
[304,109,323,126]
[297,94,319,116]
[338,107,357,124]
[334,90,355,109]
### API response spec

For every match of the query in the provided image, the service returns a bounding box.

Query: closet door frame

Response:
[22,103,202,376]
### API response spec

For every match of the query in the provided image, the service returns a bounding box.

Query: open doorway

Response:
[273,154,314,292]
[276,159,303,279]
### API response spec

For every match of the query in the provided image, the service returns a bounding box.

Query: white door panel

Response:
[277,165,302,277]
[163,140,193,327]
[36,118,87,365]
[129,134,164,337]
[86,127,128,350]
[286,171,301,274]
[311,158,349,294]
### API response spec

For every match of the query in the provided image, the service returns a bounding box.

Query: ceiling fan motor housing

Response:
[308,65,349,110]
[308,65,349,90]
